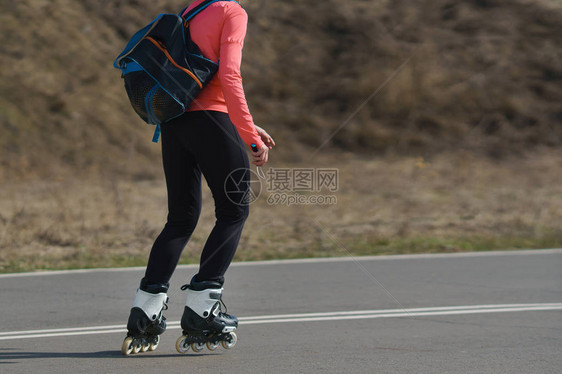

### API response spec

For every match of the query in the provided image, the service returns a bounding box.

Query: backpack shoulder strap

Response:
[179,0,237,22]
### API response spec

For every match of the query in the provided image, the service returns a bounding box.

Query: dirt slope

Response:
[1,0,560,180]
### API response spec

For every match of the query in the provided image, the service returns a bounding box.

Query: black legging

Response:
[144,111,250,286]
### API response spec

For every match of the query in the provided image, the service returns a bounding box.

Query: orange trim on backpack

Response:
[145,36,203,89]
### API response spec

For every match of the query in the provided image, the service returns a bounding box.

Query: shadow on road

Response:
[0,348,213,363]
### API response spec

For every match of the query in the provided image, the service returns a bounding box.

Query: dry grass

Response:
[1,149,560,273]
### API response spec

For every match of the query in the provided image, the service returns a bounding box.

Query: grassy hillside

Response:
[1,0,561,180]
[243,0,562,156]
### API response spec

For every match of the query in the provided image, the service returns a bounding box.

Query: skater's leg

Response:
[144,116,203,285]
[185,111,250,285]
[196,202,248,284]
[171,112,245,353]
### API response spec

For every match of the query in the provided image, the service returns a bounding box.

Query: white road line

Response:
[236,303,562,320]
[0,248,560,278]
[1,303,560,341]
[240,305,562,325]
[0,324,126,336]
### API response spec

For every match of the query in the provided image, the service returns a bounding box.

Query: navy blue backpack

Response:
[113,0,235,142]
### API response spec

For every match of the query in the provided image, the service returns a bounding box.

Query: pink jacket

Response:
[182,0,264,149]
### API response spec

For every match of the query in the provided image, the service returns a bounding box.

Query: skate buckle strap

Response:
[210,303,221,318]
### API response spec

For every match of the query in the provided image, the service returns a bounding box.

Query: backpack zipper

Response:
[145,36,203,89]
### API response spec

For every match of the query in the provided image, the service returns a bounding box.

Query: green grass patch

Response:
[2,234,560,274]
[342,235,562,257]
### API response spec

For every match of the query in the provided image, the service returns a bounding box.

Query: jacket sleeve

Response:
[218,5,265,149]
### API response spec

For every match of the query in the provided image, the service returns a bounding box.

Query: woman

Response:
[122,0,275,354]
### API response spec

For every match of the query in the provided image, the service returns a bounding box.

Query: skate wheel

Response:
[221,332,237,349]
[141,342,150,352]
[121,337,134,356]
[206,341,219,351]
[149,335,160,351]
[176,335,190,354]
[191,342,205,353]
[132,342,142,354]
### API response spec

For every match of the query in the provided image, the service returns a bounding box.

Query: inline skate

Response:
[176,279,238,353]
[121,279,169,355]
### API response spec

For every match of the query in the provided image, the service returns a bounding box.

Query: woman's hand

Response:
[252,144,269,166]
[255,125,275,149]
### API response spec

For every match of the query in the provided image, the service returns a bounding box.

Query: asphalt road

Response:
[1,249,561,373]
